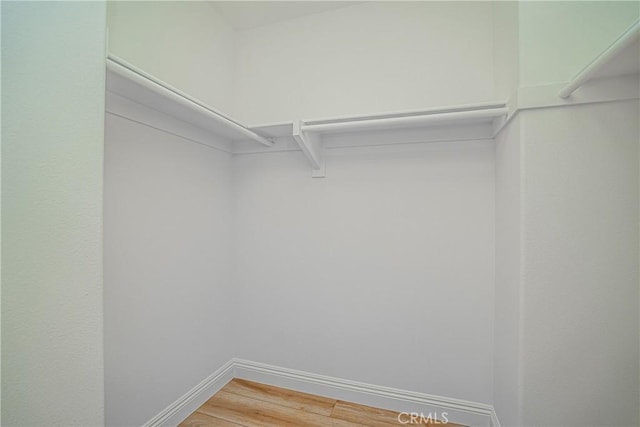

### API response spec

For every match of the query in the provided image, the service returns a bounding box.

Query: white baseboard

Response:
[143,359,235,427]
[146,358,500,427]
[233,359,494,427]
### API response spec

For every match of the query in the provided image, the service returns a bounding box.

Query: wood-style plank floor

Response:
[179,378,464,426]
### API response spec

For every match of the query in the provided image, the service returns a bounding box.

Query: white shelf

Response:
[235,103,507,176]
[105,54,273,147]
[559,19,640,98]
[300,103,507,133]
[105,54,507,177]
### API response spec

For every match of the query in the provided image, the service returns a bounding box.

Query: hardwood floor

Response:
[179,379,463,426]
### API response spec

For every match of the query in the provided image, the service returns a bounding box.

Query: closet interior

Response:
[103,2,639,426]
[3,1,637,427]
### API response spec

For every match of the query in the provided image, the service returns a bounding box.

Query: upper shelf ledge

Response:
[241,102,508,177]
[299,102,508,134]
[105,54,273,147]
[242,101,508,143]
[106,53,507,175]
[559,19,640,99]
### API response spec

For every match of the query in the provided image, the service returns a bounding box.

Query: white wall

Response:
[492,1,520,101]
[518,101,639,426]
[492,4,640,424]
[99,5,640,426]
[519,1,639,86]
[493,115,522,427]
[233,1,495,124]
[1,4,3,417]
[102,3,500,419]
[105,6,238,422]
[493,101,640,427]
[1,2,106,425]
[104,114,234,426]
[232,142,496,404]
[107,1,235,114]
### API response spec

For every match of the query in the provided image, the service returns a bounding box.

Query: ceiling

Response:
[210,1,362,30]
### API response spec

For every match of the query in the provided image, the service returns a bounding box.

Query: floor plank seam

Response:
[329,401,338,419]
[224,378,337,417]
[218,388,310,414]
[193,410,246,427]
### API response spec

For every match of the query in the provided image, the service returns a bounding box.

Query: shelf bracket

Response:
[292,120,325,178]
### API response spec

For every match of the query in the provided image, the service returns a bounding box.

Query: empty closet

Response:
[3,2,639,427]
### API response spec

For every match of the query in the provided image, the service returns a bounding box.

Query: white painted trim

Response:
[490,408,502,427]
[518,74,639,111]
[106,91,234,154]
[142,359,234,427]
[493,74,640,139]
[142,358,500,427]
[558,18,639,98]
[106,60,637,159]
[107,54,273,147]
[232,122,495,155]
[301,101,507,124]
[292,120,325,177]
[232,359,494,427]
[300,107,507,133]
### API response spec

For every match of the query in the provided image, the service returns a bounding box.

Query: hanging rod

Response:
[300,106,508,133]
[558,19,640,99]
[106,54,273,147]
[302,101,506,125]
